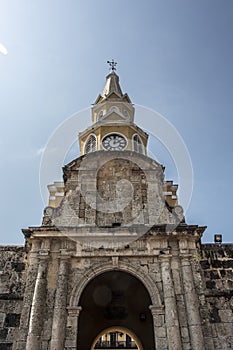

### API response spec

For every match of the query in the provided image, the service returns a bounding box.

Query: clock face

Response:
[102,133,127,151]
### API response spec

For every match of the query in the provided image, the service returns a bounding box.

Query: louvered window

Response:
[84,134,97,154]
[133,134,144,154]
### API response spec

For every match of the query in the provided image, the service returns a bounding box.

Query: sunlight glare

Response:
[0,42,8,55]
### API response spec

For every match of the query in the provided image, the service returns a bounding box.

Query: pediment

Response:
[102,111,126,122]
[105,92,122,100]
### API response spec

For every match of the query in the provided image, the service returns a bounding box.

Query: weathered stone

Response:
[4,314,20,328]
[1,70,233,350]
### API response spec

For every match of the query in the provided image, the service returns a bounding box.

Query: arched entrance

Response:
[91,326,143,350]
[77,271,155,350]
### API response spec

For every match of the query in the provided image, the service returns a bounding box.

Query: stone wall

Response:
[0,242,233,349]
[0,246,26,350]
[201,244,233,349]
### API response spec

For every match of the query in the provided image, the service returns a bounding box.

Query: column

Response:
[26,256,48,350]
[149,305,168,350]
[50,257,69,350]
[181,255,205,350]
[160,256,182,350]
[13,255,39,350]
[65,306,82,350]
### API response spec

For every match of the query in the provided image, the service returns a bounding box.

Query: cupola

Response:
[79,60,148,156]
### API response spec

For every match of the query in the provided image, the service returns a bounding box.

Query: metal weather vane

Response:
[107,59,117,71]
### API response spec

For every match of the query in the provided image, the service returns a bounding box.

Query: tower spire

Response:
[93,60,132,105]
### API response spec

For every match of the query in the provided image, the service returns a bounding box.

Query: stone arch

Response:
[69,260,162,307]
[132,133,144,154]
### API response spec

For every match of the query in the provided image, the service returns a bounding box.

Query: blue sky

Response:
[0,0,233,244]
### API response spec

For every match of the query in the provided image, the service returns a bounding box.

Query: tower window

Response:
[133,134,144,154]
[98,110,104,121]
[123,110,130,119]
[84,134,97,154]
[109,106,119,113]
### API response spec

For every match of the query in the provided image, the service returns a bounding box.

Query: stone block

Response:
[153,314,165,327]
[0,312,5,327]
[218,309,233,323]
[177,299,188,327]
[180,326,189,343]
[6,327,17,342]
[0,328,8,340]
[64,339,77,347]
[209,305,221,324]
[215,322,233,337]
[203,337,215,350]
[0,343,13,350]
[41,340,50,350]
[156,337,168,350]
[156,326,166,338]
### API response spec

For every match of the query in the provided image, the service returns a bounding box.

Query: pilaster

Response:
[26,255,49,350]
[149,305,167,350]
[65,306,82,350]
[181,254,205,350]
[160,255,182,350]
[13,240,41,350]
[50,256,70,350]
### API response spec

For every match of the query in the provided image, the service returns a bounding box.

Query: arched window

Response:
[93,330,139,349]
[123,110,130,119]
[97,110,104,121]
[133,134,144,154]
[109,106,119,113]
[84,134,97,154]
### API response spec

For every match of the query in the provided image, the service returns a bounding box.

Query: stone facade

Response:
[1,68,233,349]
[0,241,233,349]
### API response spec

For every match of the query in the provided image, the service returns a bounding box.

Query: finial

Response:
[107,59,117,71]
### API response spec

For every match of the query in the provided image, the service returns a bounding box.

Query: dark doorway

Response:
[77,271,155,350]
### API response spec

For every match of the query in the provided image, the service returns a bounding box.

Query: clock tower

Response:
[79,62,148,155]
[13,62,217,350]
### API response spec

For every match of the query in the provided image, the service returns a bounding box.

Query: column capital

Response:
[60,248,74,256]
[67,306,82,317]
[180,253,192,257]
[59,254,71,261]
[158,254,172,262]
[149,305,165,315]
[38,250,50,259]
[180,254,193,264]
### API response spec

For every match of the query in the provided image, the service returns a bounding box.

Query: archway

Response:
[91,326,143,350]
[77,271,155,350]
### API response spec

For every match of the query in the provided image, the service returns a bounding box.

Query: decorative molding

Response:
[69,260,162,306]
